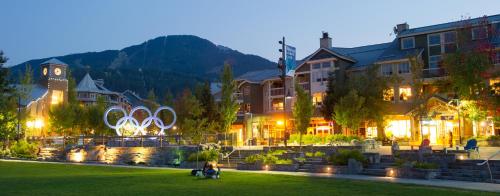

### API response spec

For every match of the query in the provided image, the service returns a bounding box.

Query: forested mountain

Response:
[9,35,276,98]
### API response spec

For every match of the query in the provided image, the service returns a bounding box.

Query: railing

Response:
[477,150,500,183]
[270,88,284,96]
[422,68,446,78]
[299,83,310,90]
[221,148,238,167]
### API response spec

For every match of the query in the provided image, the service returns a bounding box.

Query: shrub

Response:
[289,134,324,145]
[413,162,439,169]
[487,135,500,141]
[328,149,366,166]
[267,150,287,156]
[244,154,264,164]
[327,134,361,144]
[314,151,326,157]
[305,152,314,157]
[187,149,219,162]
[275,159,293,164]
[10,140,39,159]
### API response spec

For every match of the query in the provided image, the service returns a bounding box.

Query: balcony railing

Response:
[270,88,284,96]
[299,83,310,91]
[422,68,446,78]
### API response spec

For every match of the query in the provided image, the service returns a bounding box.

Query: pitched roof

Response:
[41,58,68,66]
[76,73,101,93]
[14,84,48,106]
[376,39,424,62]
[121,90,145,107]
[330,42,392,68]
[398,14,500,37]
[235,69,281,83]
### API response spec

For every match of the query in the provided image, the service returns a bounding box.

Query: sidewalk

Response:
[2,159,499,192]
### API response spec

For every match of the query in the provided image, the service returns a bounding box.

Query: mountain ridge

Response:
[9,35,276,98]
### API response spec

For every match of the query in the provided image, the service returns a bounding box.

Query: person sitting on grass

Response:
[202,161,220,179]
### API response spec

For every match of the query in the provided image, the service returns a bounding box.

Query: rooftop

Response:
[41,58,68,66]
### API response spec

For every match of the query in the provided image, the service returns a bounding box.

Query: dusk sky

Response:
[2,0,500,66]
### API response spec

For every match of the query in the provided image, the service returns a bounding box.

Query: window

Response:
[399,87,412,101]
[428,34,441,46]
[401,37,415,49]
[243,86,250,96]
[472,26,488,40]
[495,51,500,64]
[312,63,321,69]
[429,55,441,68]
[398,62,410,74]
[322,62,332,69]
[51,90,63,105]
[444,31,457,53]
[383,88,395,101]
[490,78,500,95]
[381,64,393,76]
[312,93,324,106]
[271,99,284,111]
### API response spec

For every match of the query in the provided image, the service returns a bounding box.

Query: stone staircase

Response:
[297,157,325,172]
[361,155,395,176]
[438,160,500,183]
[219,150,263,168]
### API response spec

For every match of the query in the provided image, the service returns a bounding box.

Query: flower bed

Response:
[236,162,298,171]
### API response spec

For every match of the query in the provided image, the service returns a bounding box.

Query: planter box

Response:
[386,167,440,180]
[237,163,298,171]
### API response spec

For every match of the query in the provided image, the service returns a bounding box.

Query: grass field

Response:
[0,161,494,196]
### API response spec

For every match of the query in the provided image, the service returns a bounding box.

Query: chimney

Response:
[320,31,332,48]
[394,23,410,34]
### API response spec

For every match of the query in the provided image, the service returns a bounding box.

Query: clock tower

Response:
[40,58,68,105]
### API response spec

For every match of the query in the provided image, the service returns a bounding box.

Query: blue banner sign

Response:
[285,45,296,75]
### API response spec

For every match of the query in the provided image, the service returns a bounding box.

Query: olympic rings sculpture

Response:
[103,105,177,136]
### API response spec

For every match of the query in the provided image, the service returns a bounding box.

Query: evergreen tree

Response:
[195,81,219,132]
[219,64,239,144]
[293,82,313,150]
[0,51,17,142]
[174,89,207,143]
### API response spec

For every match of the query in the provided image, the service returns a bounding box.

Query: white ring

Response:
[103,105,177,136]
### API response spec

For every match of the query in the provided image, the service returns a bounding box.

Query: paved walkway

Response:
[1,159,499,192]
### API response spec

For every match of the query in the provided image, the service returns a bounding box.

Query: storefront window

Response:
[385,120,411,138]
[490,78,500,95]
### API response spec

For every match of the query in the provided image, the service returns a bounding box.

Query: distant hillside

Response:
[9,35,276,98]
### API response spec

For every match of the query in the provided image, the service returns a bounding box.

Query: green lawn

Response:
[0,161,493,196]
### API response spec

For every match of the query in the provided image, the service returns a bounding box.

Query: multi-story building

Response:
[235,14,500,146]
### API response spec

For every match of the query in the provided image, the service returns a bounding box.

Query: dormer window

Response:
[401,37,415,49]
[472,26,488,40]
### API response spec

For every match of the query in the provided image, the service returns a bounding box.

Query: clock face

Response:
[54,67,62,76]
[43,67,48,76]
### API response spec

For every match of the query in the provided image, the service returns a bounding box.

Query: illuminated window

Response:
[399,87,412,101]
[51,90,63,105]
[383,88,394,101]
[366,127,377,138]
[385,120,411,138]
[490,78,500,95]
[312,92,324,106]
[272,98,283,111]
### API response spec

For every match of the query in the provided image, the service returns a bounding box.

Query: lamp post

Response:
[278,36,288,147]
